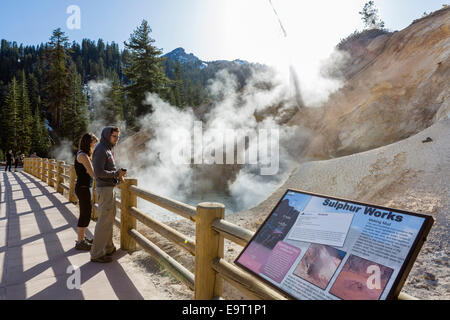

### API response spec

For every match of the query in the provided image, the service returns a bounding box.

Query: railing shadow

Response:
[1,171,144,300]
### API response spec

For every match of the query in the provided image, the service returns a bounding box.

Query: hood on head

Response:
[100,126,115,149]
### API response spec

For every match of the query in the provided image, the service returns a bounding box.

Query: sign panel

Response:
[235,189,434,300]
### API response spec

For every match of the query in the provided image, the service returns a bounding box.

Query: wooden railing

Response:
[21,157,417,300]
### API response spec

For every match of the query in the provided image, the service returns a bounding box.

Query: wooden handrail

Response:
[129,206,195,255]
[21,158,420,301]
[48,159,56,187]
[128,228,195,290]
[397,292,419,300]
[212,218,254,247]
[129,185,196,221]
[56,161,64,194]
[211,258,288,300]
[68,164,77,204]
[195,202,224,299]
[120,178,137,251]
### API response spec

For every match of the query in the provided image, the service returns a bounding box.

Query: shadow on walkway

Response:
[1,171,144,300]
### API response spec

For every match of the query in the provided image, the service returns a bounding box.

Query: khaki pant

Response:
[90,186,116,259]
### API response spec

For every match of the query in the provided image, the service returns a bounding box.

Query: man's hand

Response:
[118,169,127,179]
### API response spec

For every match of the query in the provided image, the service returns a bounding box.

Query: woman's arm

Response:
[77,153,95,178]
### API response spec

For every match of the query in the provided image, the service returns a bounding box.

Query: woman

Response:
[74,133,99,250]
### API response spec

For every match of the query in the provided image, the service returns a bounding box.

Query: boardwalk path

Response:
[0,170,166,300]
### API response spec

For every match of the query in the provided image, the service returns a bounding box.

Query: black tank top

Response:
[75,151,93,187]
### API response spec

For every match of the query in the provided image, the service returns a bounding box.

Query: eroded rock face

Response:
[289,7,450,159]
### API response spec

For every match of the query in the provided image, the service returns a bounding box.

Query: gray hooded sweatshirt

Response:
[92,126,119,187]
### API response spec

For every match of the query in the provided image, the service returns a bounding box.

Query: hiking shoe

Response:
[75,239,92,251]
[90,255,113,263]
[106,246,117,256]
[84,237,93,244]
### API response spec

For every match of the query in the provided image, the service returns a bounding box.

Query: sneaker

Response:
[106,246,117,256]
[84,237,93,244]
[90,255,113,263]
[75,239,92,251]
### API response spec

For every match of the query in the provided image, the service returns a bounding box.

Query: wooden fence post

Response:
[38,158,43,180]
[48,159,56,187]
[68,164,77,204]
[41,159,48,183]
[92,179,98,221]
[120,178,137,251]
[195,202,225,300]
[56,161,64,194]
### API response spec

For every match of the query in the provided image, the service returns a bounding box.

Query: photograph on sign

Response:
[235,189,434,300]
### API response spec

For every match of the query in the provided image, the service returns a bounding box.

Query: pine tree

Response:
[90,71,124,126]
[109,71,124,122]
[193,80,203,106]
[17,70,33,155]
[27,72,41,114]
[1,77,19,152]
[75,86,89,143]
[31,105,44,155]
[185,79,194,106]
[123,94,137,130]
[172,62,183,107]
[33,106,51,157]
[64,68,88,151]
[359,1,385,30]
[123,20,170,118]
[45,28,71,135]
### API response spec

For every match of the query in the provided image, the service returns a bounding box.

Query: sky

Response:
[1,0,446,106]
[0,0,446,64]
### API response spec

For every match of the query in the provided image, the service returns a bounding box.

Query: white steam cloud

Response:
[87,80,127,136]
[52,51,347,221]
[52,139,74,164]
[114,68,311,219]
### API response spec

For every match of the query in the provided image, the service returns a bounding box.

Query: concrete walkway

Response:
[0,170,164,300]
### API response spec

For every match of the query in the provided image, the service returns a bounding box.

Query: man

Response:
[5,150,13,172]
[90,126,126,263]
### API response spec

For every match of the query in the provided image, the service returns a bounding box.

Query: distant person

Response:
[14,153,22,172]
[30,152,38,158]
[5,150,13,172]
[74,133,99,251]
[90,126,126,263]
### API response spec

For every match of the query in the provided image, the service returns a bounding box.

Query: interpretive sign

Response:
[235,189,434,300]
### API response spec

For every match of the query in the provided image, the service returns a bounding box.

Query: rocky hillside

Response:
[290,6,449,159]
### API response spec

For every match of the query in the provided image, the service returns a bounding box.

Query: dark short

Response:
[75,185,92,228]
